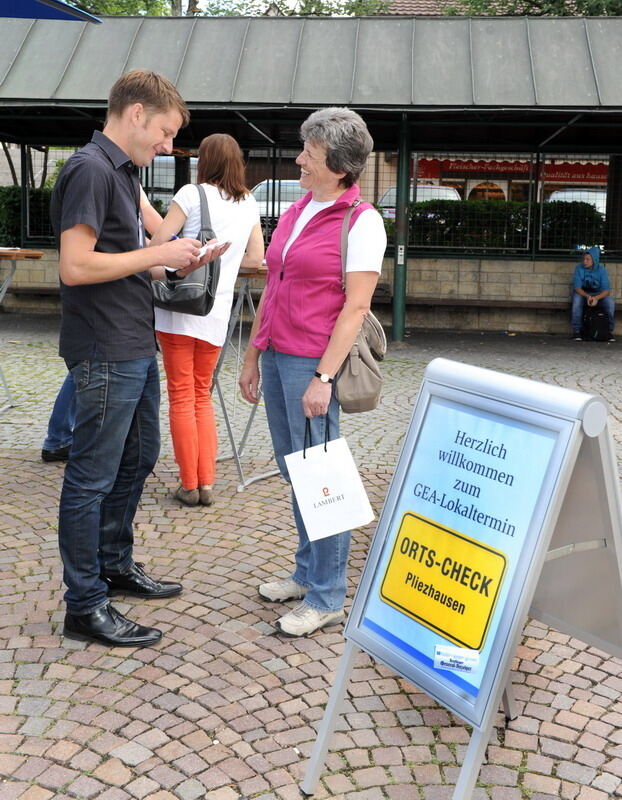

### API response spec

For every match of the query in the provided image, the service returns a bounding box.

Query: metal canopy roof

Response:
[0,0,100,23]
[1,15,622,152]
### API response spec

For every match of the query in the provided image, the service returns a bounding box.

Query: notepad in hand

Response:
[199,241,228,258]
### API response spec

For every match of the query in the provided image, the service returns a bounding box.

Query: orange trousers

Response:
[157,331,221,490]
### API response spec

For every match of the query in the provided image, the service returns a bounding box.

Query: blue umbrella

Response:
[1,0,101,22]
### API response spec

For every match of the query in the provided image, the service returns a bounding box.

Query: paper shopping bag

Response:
[284,435,374,541]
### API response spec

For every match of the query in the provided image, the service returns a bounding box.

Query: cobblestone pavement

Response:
[1,314,622,800]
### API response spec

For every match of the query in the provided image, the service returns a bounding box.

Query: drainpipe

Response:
[393,114,410,341]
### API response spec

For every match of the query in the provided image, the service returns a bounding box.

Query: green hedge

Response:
[0,185,53,246]
[381,199,605,252]
[540,201,604,250]
[410,200,529,249]
[0,186,22,246]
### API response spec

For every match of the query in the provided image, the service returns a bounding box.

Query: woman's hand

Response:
[239,360,261,404]
[302,378,332,418]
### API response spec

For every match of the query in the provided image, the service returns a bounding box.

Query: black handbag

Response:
[152,184,221,316]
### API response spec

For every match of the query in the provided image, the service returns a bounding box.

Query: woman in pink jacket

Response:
[239,108,386,637]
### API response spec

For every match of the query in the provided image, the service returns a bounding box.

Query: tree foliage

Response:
[76,0,622,20]
[75,0,389,16]
[443,0,622,15]
[72,0,171,17]
[201,0,390,14]
[74,0,172,14]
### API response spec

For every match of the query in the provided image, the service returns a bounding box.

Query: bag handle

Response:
[340,198,362,290]
[303,416,330,458]
[196,184,213,243]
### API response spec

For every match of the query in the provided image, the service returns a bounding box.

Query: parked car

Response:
[541,189,606,250]
[378,183,461,220]
[251,179,307,219]
[546,188,606,216]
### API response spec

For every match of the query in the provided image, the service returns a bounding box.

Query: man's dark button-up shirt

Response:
[50,130,155,362]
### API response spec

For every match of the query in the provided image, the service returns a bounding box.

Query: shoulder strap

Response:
[196,184,213,240]
[340,198,362,287]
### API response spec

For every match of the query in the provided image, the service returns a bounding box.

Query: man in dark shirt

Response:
[52,69,226,648]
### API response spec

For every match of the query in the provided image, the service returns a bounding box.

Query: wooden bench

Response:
[405,298,569,311]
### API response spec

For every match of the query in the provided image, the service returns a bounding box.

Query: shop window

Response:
[468,182,506,201]
[510,183,530,202]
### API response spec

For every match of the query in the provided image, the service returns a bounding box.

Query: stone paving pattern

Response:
[1,314,622,800]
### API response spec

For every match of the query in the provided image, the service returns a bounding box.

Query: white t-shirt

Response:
[282,198,386,273]
[154,183,260,346]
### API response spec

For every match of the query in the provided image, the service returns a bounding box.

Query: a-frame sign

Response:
[302,358,622,800]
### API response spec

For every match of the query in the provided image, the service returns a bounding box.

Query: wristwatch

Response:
[314,371,334,384]
[165,267,184,282]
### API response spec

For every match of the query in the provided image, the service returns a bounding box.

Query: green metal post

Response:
[20,145,28,248]
[392,114,410,341]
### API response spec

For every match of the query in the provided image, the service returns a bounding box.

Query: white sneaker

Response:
[258,577,308,602]
[275,602,345,637]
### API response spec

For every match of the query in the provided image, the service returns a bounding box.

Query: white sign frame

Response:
[302,358,619,800]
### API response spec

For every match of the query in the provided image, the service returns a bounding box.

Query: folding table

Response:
[213,265,280,491]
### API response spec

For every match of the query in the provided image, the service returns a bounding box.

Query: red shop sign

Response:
[417,158,608,184]
[542,162,608,183]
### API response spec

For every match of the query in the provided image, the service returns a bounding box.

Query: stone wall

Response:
[3,249,620,335]
[2,248,61,314]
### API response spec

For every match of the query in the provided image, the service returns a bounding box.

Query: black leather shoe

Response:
[63,603,162,648]
[41,445,70,463]
[102,562,182,599]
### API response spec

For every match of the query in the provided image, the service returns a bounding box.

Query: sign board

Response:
[417,157,608,184]
[378,511,508,651]
[346,360,593,728]
[302,358,622,799]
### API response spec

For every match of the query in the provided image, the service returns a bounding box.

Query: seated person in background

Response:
[571,246,615,342]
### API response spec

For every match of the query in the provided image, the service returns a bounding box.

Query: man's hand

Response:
[158,236,202,270]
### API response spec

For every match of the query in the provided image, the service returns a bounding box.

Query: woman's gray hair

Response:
[300,107,373,188]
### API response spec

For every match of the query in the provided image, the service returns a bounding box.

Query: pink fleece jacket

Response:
[252,184,371,358]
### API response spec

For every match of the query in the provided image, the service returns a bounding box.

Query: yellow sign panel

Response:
[380,512,507,650]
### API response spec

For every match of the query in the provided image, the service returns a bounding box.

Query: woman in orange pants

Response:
[152,134,264,506]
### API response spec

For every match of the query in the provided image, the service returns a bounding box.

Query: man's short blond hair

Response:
[108,69,189,127]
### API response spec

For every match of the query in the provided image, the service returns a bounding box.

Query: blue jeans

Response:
[43,372,76,450]
[261,348,350,612]
[59,357,160,614]
[571,293,615,334]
